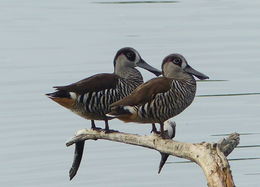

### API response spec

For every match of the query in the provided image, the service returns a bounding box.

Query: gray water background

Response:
[0,0,260,186]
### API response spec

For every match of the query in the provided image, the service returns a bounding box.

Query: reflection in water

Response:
[1,0,260,186]
[168,157,260,164]
[237,145,260,148]
[197,93,260,97]
[245,173,260,175]
[95,1,178,4]
[228,157,260,161]
[197,80,228,82]
[211,133,260,136]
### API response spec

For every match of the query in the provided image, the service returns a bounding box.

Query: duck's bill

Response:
[184,65,209,80]
[136,59,162,76]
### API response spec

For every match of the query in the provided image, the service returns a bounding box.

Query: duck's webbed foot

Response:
[159,123,169,139]
[90,120,102,131]
[102,120,118,133]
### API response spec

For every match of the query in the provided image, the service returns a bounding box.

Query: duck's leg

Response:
[159,122,166,138]
[91,120,101,130]
[151,123,159,134]
[91,120,96,129]
[104,119,110,132]
[103,119,118,133]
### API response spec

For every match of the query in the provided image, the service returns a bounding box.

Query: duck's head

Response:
[114,47,161,76]
[162,54,209,80]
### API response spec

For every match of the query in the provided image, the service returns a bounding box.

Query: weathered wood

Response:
[66,129,239,187]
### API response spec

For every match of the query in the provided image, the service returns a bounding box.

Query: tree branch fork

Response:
[66,129,239,187]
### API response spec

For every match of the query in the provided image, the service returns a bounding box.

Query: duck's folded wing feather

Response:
[111,77,172,107]
[54,73,120,94]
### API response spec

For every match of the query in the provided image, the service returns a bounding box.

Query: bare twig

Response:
[66,129,239,187]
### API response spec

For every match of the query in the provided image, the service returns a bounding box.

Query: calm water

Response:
[1,0,260,186]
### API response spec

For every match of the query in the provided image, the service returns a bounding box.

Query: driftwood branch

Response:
[66,129,239,187]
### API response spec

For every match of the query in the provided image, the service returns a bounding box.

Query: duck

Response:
[46,47,161,132]
[107,53,209,137]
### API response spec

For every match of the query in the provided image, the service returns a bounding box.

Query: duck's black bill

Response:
[184,65,209,80]
[136,59,162,76]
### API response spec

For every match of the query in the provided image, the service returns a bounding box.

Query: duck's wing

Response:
[111,77,172,107]
[54,73,120,94]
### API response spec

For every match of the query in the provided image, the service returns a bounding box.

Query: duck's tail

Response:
[106,106,136,122]
[46,90,76,109]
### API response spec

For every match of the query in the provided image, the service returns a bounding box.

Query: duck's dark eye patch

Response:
[173,57,182,66]
[125,51,136,61]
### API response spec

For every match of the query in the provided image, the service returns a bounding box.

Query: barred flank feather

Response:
[135,79,196,123]
[109,78,197,124]
[74,69,143,120]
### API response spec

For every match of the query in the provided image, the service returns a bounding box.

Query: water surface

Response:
[0,0,260,186]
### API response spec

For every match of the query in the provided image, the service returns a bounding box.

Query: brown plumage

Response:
[48,73,120,111]
[46,47,161,132]
[50,97,75,109]
[54,73,119,95]
[47,47,162,180]
[111,77,172,107]
[108,53,209,137]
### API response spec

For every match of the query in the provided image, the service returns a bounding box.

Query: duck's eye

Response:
[173,58,182,65]
[126,52,135,61]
